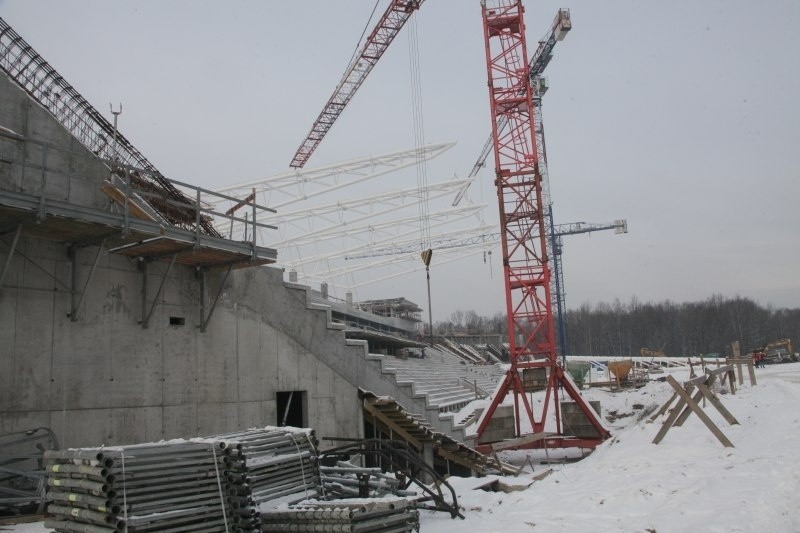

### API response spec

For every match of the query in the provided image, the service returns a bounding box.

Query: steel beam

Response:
[199,264,232,333]
[69,240,105,322]
[0,223,23,292]
[141,253,177,329]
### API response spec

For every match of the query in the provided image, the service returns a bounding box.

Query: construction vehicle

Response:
[764,339,794,364]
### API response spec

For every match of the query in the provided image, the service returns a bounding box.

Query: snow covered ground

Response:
[3,364,798,533]
[422,363,800,532]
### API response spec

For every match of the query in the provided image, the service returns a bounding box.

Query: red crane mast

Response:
[290,1,424,169]
[475,0,608,450]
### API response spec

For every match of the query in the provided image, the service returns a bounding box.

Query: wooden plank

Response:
[652,381,688,445]
[100,181,157,222]
[675,374,716,427]
[437,447,482,472]
[490,433,551,452]
[707,365,733,376]
[747,361,757,386]
[665,375,734,448]
[363,400,423,449]
[696,382,739,425]
[673,386,702,428]
[648,392,678,423]
[727,369,736,395]
[684,373,709,387]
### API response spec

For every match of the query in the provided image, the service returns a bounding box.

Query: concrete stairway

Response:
[275,279,506,445]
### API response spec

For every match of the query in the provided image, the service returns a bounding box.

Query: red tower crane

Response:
[290,1,424,169]
[475,0,608,450]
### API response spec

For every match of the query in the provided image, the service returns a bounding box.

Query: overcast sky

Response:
[2,0,798,321]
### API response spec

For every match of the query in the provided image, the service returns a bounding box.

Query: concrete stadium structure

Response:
[0,65,366,445]
[0,58,503,454]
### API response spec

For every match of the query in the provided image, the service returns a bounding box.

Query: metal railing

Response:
[0,130,277,255]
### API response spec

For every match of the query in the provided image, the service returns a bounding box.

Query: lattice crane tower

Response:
[290,1,424,168]
[475,0,609,450]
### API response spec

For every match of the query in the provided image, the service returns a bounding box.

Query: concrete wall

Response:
[0,244,366,446]
[0,72,364,448]
[0,74,109,212]
[0,243,364,447]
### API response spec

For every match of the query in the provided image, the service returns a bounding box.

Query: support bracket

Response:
[69,239,106,322]
[199,264,233,333]
[0,223,24,293]
[141,253,178,329]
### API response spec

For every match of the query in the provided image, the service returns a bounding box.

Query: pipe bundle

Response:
[44,440,232,532]
[215,428,320,529]
[259,498,419,532]
[43,427,319,533]
[319,462,416,500]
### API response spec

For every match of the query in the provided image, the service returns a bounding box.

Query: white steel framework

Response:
[215,143,491,299]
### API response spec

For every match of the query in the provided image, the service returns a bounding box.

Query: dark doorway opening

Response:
[276,390,307,428]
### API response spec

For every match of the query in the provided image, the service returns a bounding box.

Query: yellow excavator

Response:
[764,339,795,363]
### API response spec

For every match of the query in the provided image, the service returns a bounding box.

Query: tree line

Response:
[433,295,800,357]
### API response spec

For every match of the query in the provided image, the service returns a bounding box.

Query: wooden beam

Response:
[648,391,678,423]
[665,375,734,448]
[363,400,423,450]
[747,361,757,386]
[684,373,709,388]
[672,385,702,428]
[696,382,739,425]
[436,447,480,472]
[490,432,551,451]
[674,374,717,427]
[652,391,688,445]
[706,365,734,376]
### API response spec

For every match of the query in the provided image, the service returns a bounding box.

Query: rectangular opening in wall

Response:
[276,390,307,428]
[169,316,185,326]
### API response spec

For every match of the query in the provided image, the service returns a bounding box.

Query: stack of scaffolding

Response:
[42,427,320,533]
[259,498,419,533]
[216,427,320,526]
[44,440,231,532]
